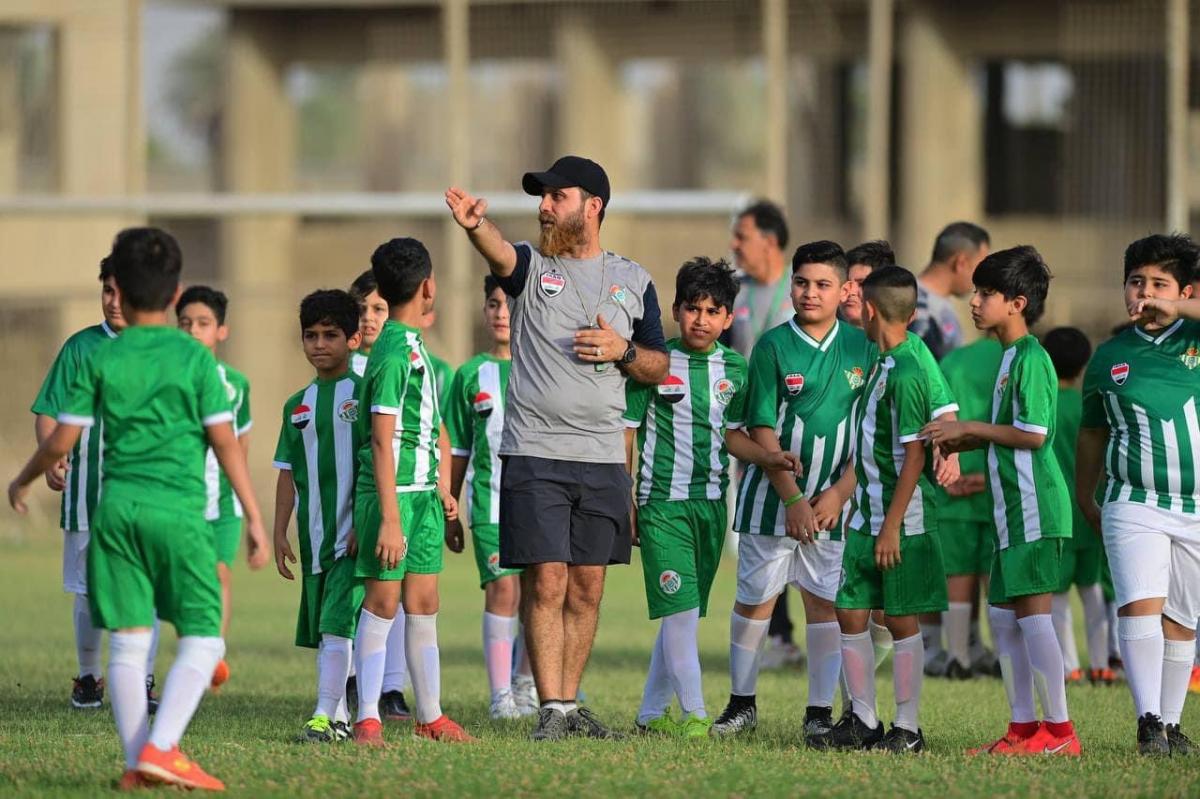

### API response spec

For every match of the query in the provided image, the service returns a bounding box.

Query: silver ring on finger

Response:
[595,345,601,357]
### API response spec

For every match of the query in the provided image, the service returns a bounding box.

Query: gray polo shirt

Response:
[495,242,666,464]
[729,272,794,358]
[910,281,964,360]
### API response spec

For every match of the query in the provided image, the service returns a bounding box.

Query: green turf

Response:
[1,535,1197,798]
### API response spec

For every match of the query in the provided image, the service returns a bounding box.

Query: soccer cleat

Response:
[944,659,974,681]
[296,714,336,743]
[711,701,757,738]
[1088,668,1117,686]
[635,714,680,736]
[1065,668,1085,685]
[380,690,412,721]
[414,714,475,742]
[970,648,1001,678]
[353,718,385,747]
[210,659,229,691]
[490,690,522,720]
[511,675,539,716]
[117,770,150,791]
[1189,665,1200,694]
[71,674,104,709]
[967,724,1039,756]
[145,675,159,715]
[1136,713,1170,756]
[345,674,358,709]
[331,720,351,742]
[873,724,926,754]
[824,712,884,751]
[1166,724,1195,756]
[566,707,625,739]
[923,650,950,677]
[802,706,835,749]
[135,744,225,791]
[530,707,568,741]
[1019,725,1081,756]
[679,714,713,740]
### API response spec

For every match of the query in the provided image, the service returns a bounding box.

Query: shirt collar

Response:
[1133,319,1184,346]
[787,318,839,352]
[101,320,118,339]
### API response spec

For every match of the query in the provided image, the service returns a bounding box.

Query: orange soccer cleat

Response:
[968,722,1041,756]
[210,659,230,691]
[1189,665,1200,694]
[135,743,225,791]
[117,770,150,791]
[413,715,475,742]
[1065,669,1085,685]
[1089,668,1118,686]
[353,718,385,747]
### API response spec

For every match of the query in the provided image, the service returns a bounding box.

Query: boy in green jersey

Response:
[9,227,269,791]
[272,290,365,744]
[177,286,252,688]
[625,258,798,739]
[351,238,470,745]
[1042,327,1113,686]
[350,269,389,378]
[31,256,130,708]
[925,245,1080,756]
[445,276,539,719]
[1076,233,1200,755]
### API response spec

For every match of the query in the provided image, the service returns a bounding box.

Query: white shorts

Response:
[736,533,844,605]
[62,529,89,595]
[1102,502,1200,629]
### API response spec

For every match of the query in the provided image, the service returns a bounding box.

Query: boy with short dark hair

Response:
[350,269,388,378]
[177,285,252,689]
[272,289,365,743]
[925,245,1081,756]
[9,227,269,790]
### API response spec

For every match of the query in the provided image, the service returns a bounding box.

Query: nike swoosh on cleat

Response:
[1045,741,1072,754]
[905,739,921,750]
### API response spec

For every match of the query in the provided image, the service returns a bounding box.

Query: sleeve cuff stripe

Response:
[623,420,642,429]
[56,413,94,427]
[1014,421,1049,435]
[237,422,254,436]
[203,411,235,427]
[932,403,959,418]
[370,405,400,415]
[897,433,924,443]
[450,448,471,457]
[727,422,746,430]
[273,461,293,470]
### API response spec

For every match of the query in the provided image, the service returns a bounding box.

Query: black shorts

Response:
[499,455,632,568]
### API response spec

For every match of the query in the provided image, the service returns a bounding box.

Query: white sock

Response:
[1107,602,1121,661]
[405,613,442,723]
[662,608,705,717]
[1051,593,1081,673]
[1119,615,1164,718]
[1078,584,1108,671]
[921,621,944,658]
[1018,614,1069,723]
[513,622,534,681]
[841,630,877,727]
[729,612,770,696]
[1162,637,1194,726]
[108,631,151,768]
[892,632,925,733]
[806,622,842,709]
[146,617,161,680]
[869,619,894,670]
[382,606,407,693]
[354,608,393,722]
[638,626,673,724]
[989,606,1036,723]
[315,634,351,719]
[944,602,972,669]
[73,594,103,679]
[148,636,225,751]
[483,612,517,701]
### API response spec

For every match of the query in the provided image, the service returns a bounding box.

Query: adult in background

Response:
[445,156,668,741]
[727,200,802,670]
[910,222,990,360]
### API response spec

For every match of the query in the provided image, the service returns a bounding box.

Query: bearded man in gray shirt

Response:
[446,156,668,741]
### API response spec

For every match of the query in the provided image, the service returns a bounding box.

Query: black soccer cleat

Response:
[380,690,412,721]
[1167,724,1195,757]
[1137,713,1171,756]
[71,675,104,709]
[146,675,159,715]
[825,711,884,750]
[530,707,568,742]
[711,701,758,737]
[566,707,625,739]
[872,724,926,754]
[802,706,835,749]
[345,675,358,711]
[944,659,973,681]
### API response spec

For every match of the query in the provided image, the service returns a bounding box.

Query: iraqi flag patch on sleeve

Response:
[410,350,426,374]
[784,373,805,396]
[290,404,313,430]
[657,374,686,404]
[473,391,495,417]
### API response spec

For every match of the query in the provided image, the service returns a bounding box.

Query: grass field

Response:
[1,533,1197,798]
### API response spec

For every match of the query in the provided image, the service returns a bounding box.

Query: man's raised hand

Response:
[445,187,488,230]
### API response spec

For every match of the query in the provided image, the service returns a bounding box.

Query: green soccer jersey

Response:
[351,350,368,377]
[445,353,511,527]
[273,371,362,574]
[936,337,1005,523]
[1082,320,1200,514]
[1052,386,1097,541]
[624,339,748,505]
[429,353,453,409]
[848,335,942,537]
[31,321,119,532]
[355,320,442,494]
[204,361,251,522]
[59,326,233,512]
[986,335,1071,549]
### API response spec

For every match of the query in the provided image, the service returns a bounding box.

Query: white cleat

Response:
[490,690,522,720]
[511,675,539,717]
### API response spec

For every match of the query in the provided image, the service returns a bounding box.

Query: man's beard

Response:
[539,209,587,257]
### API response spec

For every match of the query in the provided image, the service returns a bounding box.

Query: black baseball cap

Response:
[522,155,611,209]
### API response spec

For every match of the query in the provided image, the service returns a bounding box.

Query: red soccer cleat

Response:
[1065,669,1084,685]
[354,718,385,747]
[1189,665,1200,694]
[1019,723,1082,756]
[135,744,225,791]
[413,714,475,742]
[117,770,150,791]
[968,722,1040,756]
[1089,667,1117,686]
[210,659,230,691]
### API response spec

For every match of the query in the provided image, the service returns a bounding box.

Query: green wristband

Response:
[782,493,805,507]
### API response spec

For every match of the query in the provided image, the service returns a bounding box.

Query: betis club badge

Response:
[1181,347,1200,370]
[844,366,865,389]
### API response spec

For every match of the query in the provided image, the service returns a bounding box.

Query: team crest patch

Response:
[540,270,566,298]
[1181,347,1200,370]
[712,377,735,405]
[873,376,887,400]
[657,374,686,404]
[609,284,627,304]
[473,391,495,417]
[784,373,805,396]
[409,350,426,373]
[844,366,865,390]
[290,404,313,430]
[487,552,503,576]
[997,374,1010,394]
[337,399,359,423]
[1111,362,1130,385]
[659,570,682,595]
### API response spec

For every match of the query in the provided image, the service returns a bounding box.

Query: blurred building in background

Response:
[1,0,1197,513]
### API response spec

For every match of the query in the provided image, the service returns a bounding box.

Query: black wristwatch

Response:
[620,341,637,365]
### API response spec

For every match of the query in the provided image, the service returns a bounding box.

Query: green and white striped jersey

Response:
[273,371,362,574]
[204,361,252,522]
[848,335,943,537]
[355,320,442,494]
[986,335,1071,549]
[1082,319,1200,515]
[351,350,368,377]
[624,339,748,505]
[30,321,119,532]
[353,349,451,409]
[445,354,510,527]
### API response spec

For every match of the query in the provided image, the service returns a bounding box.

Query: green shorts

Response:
[1055,528,1104,592]
[471,523,521,589]
[1100,548,1115,603]
[989,538,1064,604]
[88,495,221,636]
[637,499,726,620]
[836,529,948,617]
[938,518,995,577]
[354,489,444,581]
[209,517,242,566]
[296,556,364,648]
